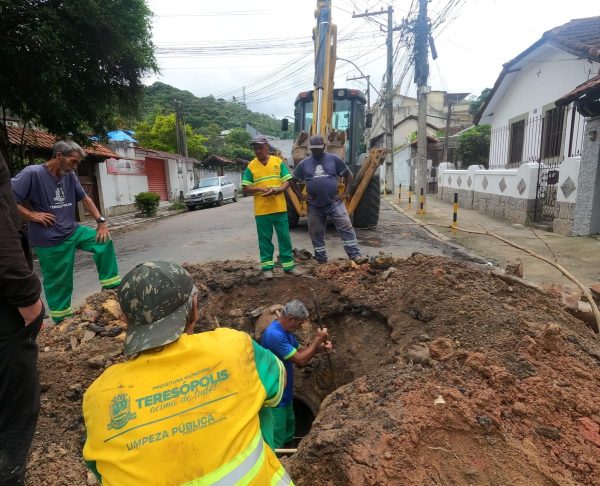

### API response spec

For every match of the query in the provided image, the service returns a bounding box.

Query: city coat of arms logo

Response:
[107,393,137,430]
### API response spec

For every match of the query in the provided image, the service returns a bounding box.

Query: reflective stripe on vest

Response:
[184,432,265,485]
[271,466,294,486]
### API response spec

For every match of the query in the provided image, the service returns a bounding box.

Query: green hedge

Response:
[134,191,161,216]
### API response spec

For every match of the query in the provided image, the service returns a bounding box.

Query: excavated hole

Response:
[199,274,421,447]
[292,397,316,443]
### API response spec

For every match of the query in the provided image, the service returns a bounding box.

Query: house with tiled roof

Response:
[472,16,600,228]
[475,16,600,165]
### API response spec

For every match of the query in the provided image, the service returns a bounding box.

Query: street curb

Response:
[83,209,187,233]
[110,210,186,233]
[385,199,451,242]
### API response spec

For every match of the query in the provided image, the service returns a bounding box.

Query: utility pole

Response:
[347,74,371,110]
[353,7,397,194]
[415,0,430,209]
[174,100,188,158]
[242,86,246,106]
[444,100,452,162]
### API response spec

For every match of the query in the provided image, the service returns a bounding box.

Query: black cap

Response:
[308,134,325,149]
[250,135,269,146]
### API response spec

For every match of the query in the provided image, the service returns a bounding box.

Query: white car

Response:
[184,176,238,210]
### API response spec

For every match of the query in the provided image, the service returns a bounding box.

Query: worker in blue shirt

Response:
[261,300,332,449]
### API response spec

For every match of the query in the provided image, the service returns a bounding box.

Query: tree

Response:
[201,123,225,156]
[0,0,157,170]
[468,88,493,117]
[223,128,254,160]
[456,125,491,168]
[225,128,251,148]
[135,114,207,160]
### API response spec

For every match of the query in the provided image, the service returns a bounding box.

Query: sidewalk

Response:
[81,204,186,232]
[385,194,600,289]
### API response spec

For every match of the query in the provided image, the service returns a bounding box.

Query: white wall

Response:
[96,161,149,210]
[485,44,598,167]
[393,145,412,188]
[556,156,581,204]
[439,162,539,200]
[486,45,599,127]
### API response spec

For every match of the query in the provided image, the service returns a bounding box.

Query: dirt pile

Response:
[287,255,600,486]
[26,256,600,485]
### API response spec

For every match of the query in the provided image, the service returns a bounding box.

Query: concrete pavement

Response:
[386,194,600,289]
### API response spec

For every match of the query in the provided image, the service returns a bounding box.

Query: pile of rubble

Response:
[26,256,600,486]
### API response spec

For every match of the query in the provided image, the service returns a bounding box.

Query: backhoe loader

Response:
[283,0,387,229]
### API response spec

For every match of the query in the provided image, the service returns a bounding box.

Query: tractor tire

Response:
[352,174,380,230]
[285,192,300,228]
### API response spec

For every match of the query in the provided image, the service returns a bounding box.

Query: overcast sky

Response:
[145,0,599,119]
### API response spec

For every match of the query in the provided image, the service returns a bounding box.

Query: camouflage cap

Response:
[117,261,197,355]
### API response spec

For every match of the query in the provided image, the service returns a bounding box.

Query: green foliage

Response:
[201,123,225,155]
[225,128,252,147]
[468,88,493,116]
[223,128,253,160]
[0,0,157,168]
[134,191,161,216]
[134,114,207,160]
[457,125,491,168]
[140,82,293,139]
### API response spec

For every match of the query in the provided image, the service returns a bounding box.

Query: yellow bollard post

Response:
[451,192,458,231]
[418,187,426,215]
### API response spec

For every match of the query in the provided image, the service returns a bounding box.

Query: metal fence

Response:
[488,104,586,169]
[488,104,586,225]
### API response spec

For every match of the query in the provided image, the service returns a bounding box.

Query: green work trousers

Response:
[271,402,295,449]
[255,212,295,272]
[35,225,120,323]
[259,407,275,450]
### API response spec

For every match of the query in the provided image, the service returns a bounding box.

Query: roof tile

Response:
[6,126,118,158]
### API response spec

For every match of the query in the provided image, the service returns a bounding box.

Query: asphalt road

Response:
[35,196,476,307]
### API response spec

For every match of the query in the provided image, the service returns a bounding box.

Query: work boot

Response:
[352,255,369,265]
[285,268,303,277]
[263,270,274,280]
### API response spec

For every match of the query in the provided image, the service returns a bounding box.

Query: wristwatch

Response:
[96,216,107,224]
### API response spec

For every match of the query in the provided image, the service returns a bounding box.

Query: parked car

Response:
[184,176,238,210]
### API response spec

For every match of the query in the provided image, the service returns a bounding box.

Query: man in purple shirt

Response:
[290,134,368,264]
[11,141,120,323]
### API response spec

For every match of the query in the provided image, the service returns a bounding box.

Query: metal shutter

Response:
[145,158,169,201]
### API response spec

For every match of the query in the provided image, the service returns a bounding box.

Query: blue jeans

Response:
[308,200,361,262]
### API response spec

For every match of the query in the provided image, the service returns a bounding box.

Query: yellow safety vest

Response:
[242,156,292,216]
[83,329,292,485]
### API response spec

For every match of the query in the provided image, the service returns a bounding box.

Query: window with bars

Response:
[508,119,525,166]
[541,106,565,160]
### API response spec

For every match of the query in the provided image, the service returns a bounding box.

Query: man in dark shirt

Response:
[0,152,44,485]
[291,134,368,264]
[11,140,120,323]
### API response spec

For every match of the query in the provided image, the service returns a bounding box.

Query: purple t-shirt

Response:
[11,165,87,247]
[293,152,349,207]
